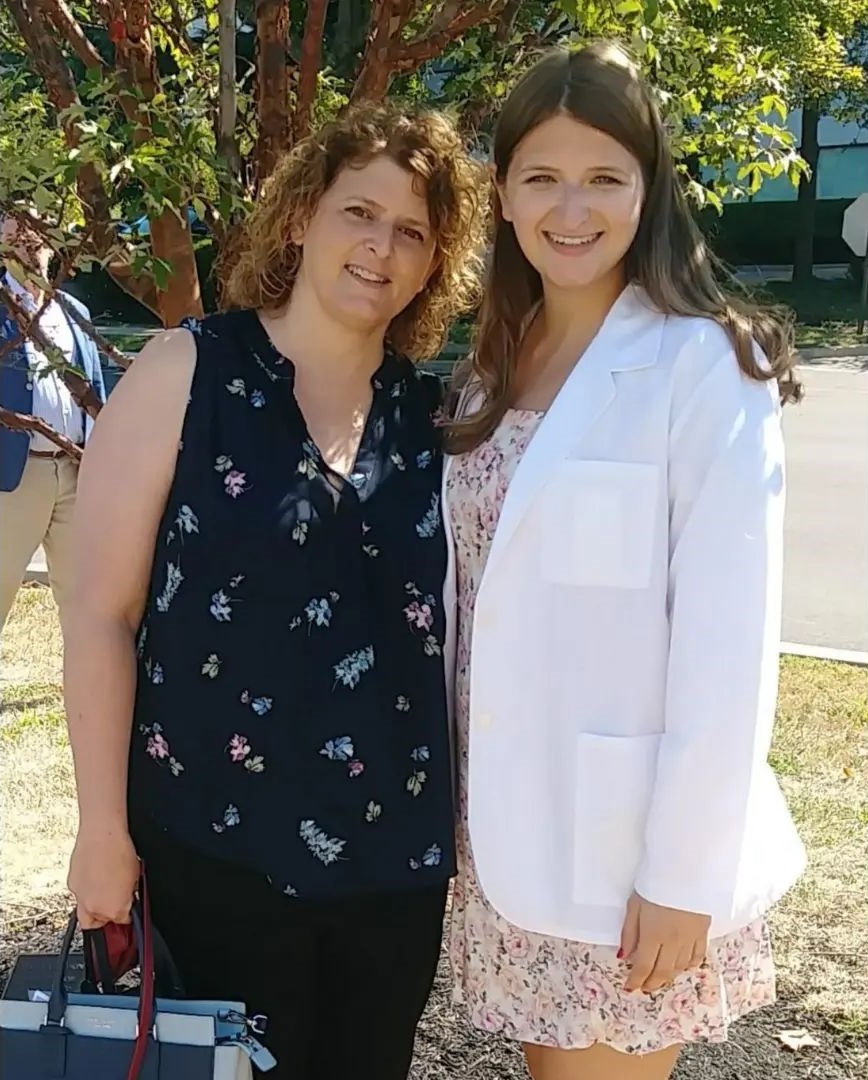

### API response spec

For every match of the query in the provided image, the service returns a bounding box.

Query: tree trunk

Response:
[217,0,241,179]
[113,2,204,323]
[352,0,409,104]
[296,0,328,139]
[149,211,204,326]
[254,0,291,188]
[793,101,821,285]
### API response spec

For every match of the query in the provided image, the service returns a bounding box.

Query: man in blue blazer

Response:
[1,212,106,629]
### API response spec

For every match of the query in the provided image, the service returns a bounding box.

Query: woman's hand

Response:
[619,891,711,993]
[68,827,141,930]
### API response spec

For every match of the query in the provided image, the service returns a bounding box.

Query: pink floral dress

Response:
[446,409,777,1053]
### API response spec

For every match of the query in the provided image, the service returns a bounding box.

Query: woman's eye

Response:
[401,227,425,242]
[525,174,555,184]
[591,175,621,185]
[346,205,372,219]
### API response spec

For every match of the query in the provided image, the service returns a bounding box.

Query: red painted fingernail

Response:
[616,948,624,959]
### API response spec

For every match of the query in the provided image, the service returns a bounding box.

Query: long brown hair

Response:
[447,42,800,452]
[223,103,487,361]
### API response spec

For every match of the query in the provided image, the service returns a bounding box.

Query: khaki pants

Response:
[0,455,79,630]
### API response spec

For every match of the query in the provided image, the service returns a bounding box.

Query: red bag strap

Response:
[127,863,155,1080]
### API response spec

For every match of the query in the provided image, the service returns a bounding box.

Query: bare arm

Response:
[64,328,195,925]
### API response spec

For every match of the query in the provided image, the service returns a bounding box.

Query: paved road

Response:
[782,364,868,653]
[25,364,868,653]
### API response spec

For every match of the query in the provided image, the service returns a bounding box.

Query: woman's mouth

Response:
[543,230,603,254]
[345,263,391,286]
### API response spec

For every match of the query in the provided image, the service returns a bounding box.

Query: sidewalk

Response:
[25,547,48,586]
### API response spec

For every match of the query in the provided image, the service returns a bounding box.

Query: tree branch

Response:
[150,10,193,56]
[394,0,509,71]
[8,1,115,256]
[53,292,134,369]
[40,0,105,71]
[0,406,84,461]
[217,0,241,178]
[495,0,522,44]
[427,0,461,35]
[0,283,103,418]
[295,0,328,138]
[351,0,414,102]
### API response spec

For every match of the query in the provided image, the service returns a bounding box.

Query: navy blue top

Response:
[128,310,456,900]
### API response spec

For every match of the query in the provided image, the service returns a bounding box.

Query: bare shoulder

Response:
[92,328,195,435]
[108,327,196,401]
[83,327,198,484]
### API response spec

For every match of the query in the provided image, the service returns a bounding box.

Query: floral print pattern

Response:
[446,409,776,1052]
[129,309,455,902]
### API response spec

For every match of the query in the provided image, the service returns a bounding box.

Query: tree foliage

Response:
[0,0,865,341]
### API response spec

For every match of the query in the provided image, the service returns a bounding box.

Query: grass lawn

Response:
[1,586,866,1078]
[761,278,868,350]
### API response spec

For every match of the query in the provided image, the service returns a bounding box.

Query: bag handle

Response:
[83,903,184,997]
[45,905,146,1025]
[45,866,157,1080]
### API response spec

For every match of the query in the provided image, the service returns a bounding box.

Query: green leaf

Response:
[787,159,805,186]
[761,95,787,122]
[704,188,723,215]
[33,186,53,214]
[151,257,174,292]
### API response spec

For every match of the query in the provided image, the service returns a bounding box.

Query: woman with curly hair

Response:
[63,103,486,1079]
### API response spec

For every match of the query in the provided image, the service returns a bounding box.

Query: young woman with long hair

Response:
[443,42,805,1080]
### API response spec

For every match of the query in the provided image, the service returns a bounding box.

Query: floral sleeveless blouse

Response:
[128,310,455,901]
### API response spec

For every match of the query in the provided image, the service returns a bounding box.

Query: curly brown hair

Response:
[223,103,488,361]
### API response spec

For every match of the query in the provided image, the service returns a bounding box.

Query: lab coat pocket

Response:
[572,731,661,909]
[540,460,659,589]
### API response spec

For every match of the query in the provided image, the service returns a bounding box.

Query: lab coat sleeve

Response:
[633,337,786,917]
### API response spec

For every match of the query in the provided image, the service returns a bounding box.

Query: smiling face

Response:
[291,154,438,337]
[498,112,645,295]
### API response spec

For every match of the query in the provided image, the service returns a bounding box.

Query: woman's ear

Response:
[289,216,308,247]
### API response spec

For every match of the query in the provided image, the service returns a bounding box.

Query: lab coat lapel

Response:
[484,285,663,573]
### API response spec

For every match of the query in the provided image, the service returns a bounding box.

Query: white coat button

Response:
[478,712,493,729]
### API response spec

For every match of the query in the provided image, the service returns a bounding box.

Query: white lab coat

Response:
[442,284,806,945]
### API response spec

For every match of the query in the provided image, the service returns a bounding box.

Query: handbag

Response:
[0,870,277,1078]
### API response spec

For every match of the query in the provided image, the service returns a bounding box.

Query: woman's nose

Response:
[365,221,394,258]
[558,186,592,229]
